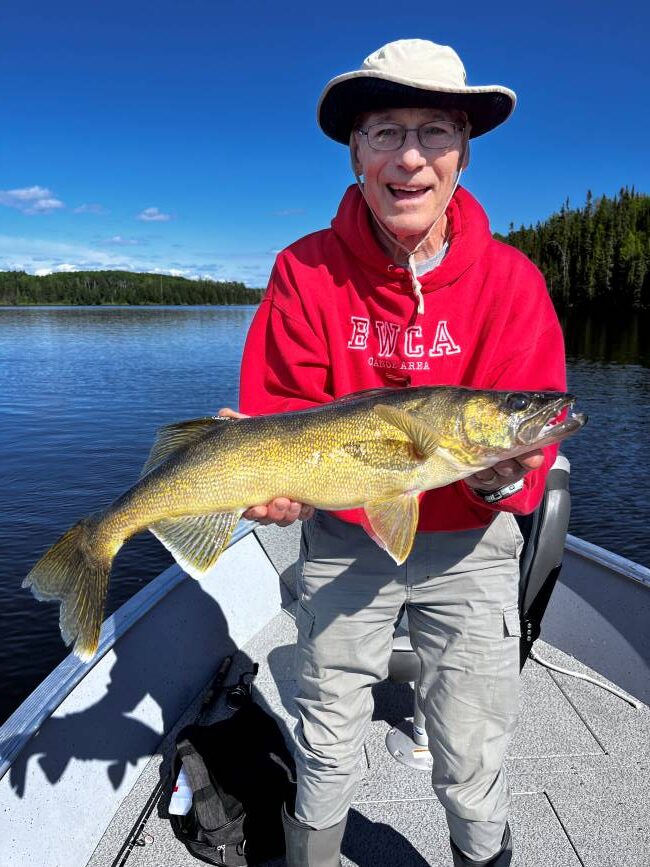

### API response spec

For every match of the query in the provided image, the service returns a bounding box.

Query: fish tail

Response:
[23,515,117,661]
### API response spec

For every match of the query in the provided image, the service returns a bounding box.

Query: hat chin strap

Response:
[351,136,467,316]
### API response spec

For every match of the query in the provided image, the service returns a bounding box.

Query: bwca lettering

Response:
[347,317,461,360]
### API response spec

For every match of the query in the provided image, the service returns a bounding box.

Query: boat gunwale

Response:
[565,533,650,588]
[0,519,257,782]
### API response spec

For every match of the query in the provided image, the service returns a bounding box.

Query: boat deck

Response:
[86,528,649,867]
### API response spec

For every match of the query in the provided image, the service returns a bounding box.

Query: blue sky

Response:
[1,0,648,286]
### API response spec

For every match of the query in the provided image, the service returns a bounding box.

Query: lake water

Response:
[1,305,648,724]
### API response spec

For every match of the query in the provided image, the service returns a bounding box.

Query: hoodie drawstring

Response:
[407,253,425,314]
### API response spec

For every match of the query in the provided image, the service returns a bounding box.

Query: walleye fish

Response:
[24,386,586,660]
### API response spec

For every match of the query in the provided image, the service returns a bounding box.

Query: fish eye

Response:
[506,393,531,412]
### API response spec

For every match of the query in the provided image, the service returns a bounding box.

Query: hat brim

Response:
[318,73,516,143]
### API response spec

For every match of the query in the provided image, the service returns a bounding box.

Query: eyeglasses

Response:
[355,120,465,152]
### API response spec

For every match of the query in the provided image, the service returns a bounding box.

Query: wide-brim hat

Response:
[318,39,517,143]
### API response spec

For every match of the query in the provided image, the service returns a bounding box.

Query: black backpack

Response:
[168,701,296,865]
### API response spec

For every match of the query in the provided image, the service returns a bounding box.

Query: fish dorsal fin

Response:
[373,404,440,459]
[140,417,226,478]
[364,493,420,565]
[149,511,242,579]
[327,387,405,406]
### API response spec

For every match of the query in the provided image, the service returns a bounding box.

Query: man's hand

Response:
[217,408,315,526]
[464,449,545,493]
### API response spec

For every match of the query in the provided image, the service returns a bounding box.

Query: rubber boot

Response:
[282,804,347,867]
[450,823,512,866]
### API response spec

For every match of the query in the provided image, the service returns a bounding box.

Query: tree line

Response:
[0,270,263,306]
[495,188,649,310]
[1,188,648,309]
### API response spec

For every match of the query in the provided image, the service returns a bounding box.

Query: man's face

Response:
[351,106,466,246]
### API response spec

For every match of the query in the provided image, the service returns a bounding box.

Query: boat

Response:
[1,457,648,866]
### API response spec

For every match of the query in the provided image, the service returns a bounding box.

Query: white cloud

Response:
[34,263,77,276]
[137,206,171,222]
[103,236,142,246]
[73,203,108,215]
[0,235,139,273]
[0,186,64,215]
[0,234,272,286]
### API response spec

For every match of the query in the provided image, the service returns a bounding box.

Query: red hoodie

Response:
[239,184,566,531]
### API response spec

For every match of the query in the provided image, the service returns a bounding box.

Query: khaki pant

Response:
[293,509,523,862]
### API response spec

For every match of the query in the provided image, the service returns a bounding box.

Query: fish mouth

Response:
[517,394,587,448]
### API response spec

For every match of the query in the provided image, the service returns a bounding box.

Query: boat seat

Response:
[515,453,571,667]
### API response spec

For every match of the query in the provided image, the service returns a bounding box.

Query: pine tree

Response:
[499,189,649,310]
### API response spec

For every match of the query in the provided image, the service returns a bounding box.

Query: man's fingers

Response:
[271,501,299,526]
[493,451,545,479]
[217,407,249,420]
[467,448,547,493]
[286,501,302,520]
[473,468,498,484]
[244,499,313,526]
[515,450,545,470]
[265,498,291,522]
[243,505,269,520]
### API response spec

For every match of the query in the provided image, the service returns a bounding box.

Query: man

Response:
[224,39,565,866]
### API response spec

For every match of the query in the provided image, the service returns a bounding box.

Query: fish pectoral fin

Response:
[149,511,242,579]
[364,494,420,565]
[140,417,227,478]
[373,405,440,459]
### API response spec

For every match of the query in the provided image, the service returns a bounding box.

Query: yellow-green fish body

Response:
[24,385,586,660]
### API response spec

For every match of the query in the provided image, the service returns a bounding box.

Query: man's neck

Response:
[371,214,449,265]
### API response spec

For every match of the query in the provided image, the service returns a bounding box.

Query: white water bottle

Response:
[169,763,193,815]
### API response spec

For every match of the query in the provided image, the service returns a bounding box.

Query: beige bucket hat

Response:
[318,39,516,143]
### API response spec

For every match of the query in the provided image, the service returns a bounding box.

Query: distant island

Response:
[496,187,648,310]
[1,188,647,309]
[0,270,263,306]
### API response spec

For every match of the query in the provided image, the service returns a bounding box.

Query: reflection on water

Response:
[560,310,650,569]
[561,309,650,367]
[0,305,648,724]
